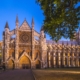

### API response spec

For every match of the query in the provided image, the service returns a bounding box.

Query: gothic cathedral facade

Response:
[2,16,80,69]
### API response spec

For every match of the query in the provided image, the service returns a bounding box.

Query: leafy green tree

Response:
[36,0,80,41]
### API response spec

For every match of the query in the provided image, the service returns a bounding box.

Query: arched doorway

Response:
[19,55,31,69]
[35,60,41,69]
[8,59,14,69]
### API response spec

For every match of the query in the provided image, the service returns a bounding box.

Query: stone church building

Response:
[2,16,80,69]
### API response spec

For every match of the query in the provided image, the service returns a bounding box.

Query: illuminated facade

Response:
[1,16,80,69]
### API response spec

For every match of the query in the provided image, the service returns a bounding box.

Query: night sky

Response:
[0,0,80,41]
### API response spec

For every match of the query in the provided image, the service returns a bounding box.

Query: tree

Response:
[36,0,80,41]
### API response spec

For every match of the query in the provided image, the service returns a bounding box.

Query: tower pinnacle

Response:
[31,17,34,29]
[16,15,19,29]
[5,22,9,29]
[16,15,19,23]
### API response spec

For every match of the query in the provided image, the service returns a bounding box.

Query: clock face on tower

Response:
[20,32,29,43]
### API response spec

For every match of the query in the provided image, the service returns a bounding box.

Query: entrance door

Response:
[8,59,14,69]
[22,64,30,69]
[19,55,31,69]
[36,64,41,69]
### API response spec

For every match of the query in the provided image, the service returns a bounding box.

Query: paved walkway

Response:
[42,70,80,74]
[0,69,35,80]
[50,70,80,74]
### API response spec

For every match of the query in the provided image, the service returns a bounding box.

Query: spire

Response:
[16,15,19,29]
[5,22,9,29]
[31,17,34,28]
[16,15,19,23]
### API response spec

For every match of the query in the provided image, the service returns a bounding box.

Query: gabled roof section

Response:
[18,50,25,59]
[18,51,31,61]
[19,19,31,30]
[7,56,14,61]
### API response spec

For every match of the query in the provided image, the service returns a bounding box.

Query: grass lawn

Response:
[33,68,80,80]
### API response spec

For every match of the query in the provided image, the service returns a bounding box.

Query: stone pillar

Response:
[42,50,47,68]
[2,33,5,63]
[6,42,9,60]
[40,29,47,68]
[70,53,73,67]
[68,53,70,67]
[71,57,73,67]
[58,53,61,67]
[67,53,69,67]
[15,16,19,69]
[48,52,51,68]
[63,53,65,67]
[78,58,80,67]
[15,29,19,69]
[71,53,74,67]
[5,32,10,62]
[31,26,35,69]
[53,53,56,67]
[31,61,35,69]
[76,58,79,67]
[54,57,56,67]
[31,22,34,58]
[77,58,79,67]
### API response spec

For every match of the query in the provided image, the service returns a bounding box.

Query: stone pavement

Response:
[0,69,35,80]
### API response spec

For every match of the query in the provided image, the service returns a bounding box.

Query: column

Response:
[58,53,61,67]
[48,52,51,68]
[63,53,65,67]
[53,53,56,67]
[68,53,70,67]
[15,30,19,69]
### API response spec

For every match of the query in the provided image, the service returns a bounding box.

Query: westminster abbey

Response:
[1,16,80,69]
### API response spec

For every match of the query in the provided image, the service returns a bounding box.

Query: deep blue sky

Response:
[0,0,80,41]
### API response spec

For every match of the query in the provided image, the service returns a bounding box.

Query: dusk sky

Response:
[0,0,80,41]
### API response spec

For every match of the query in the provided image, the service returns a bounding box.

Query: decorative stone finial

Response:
[31,17,34,29]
